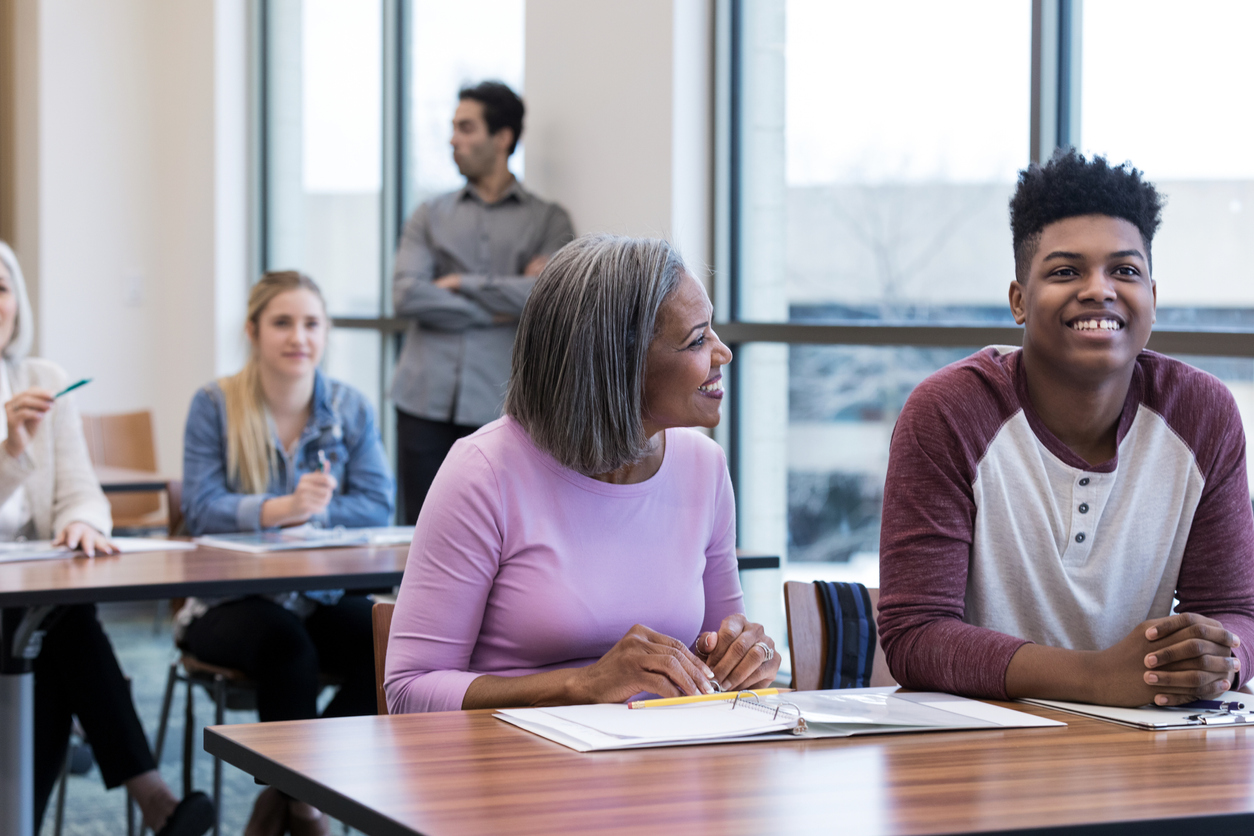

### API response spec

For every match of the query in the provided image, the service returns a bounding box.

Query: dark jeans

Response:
[33,604,157,827]
[180,594,376,722]
[396,410,477,525]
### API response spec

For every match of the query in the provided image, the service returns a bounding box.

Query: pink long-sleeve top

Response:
[384,415,743,714]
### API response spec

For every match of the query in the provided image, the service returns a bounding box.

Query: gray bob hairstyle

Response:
[0,241,36,361]
[505,234,685,476]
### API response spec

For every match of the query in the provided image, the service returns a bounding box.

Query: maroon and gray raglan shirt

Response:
[877,347,1254,699]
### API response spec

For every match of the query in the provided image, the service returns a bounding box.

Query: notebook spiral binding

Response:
[730,691,808,734]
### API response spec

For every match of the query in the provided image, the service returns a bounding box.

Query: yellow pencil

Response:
[628,688,785,709]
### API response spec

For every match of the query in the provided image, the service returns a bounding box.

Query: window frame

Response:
[715,0,1254,543]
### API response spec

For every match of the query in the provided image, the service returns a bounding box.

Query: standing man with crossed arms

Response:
[391,81,574,524]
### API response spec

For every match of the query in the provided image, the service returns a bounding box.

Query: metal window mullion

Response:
[1030,0,1082,162]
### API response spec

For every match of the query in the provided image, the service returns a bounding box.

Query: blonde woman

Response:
[0,243,214,836]
[179,271,393,836]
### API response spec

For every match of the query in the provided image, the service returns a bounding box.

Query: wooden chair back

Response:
[372,602,395,715]
[783,581,895,691]
[81,410,163,526]
[165,479,184,536]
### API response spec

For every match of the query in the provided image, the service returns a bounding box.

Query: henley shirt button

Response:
[1078,477,1090,486]
[1075,533,1086,543]
[1078,503,1089,514]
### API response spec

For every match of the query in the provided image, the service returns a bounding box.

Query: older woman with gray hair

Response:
[0,242,213,835]
[385,234,780,713]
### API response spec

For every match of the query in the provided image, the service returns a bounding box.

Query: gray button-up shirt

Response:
[391,180,574,427]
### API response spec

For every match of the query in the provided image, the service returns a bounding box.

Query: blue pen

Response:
[53,378,92,399]
[1179,699,1245,711]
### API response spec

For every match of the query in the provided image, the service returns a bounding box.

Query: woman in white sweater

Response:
[0,242,213,836]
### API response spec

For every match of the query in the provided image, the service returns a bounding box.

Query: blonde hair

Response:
[221,271,326,493]
[0,241,37,360]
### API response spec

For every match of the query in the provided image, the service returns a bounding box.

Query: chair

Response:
[81,410,167,531]
[372,602,395,715]
[152,653,257,836]
[152,622,345,836]
[783,581,895,691]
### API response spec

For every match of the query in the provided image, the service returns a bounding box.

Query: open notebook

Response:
[193,525,414,554]
[1021,692,1254,730]
[497,686,1063,752]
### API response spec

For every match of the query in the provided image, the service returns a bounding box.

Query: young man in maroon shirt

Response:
[876,149,1253,707]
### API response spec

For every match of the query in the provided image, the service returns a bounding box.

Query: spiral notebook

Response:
[496,687,1063,752]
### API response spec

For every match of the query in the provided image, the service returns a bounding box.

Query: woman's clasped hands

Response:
[695,613,781,693]
[567,615,780,705]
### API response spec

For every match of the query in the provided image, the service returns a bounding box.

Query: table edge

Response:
[203,712,1254,836]
[205,725,422,836]
[0,571,404,607]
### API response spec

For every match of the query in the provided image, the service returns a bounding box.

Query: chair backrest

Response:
[372,602,395,715]
[165,479,184,536]
[784,581,895,691]
[81,410,162,523]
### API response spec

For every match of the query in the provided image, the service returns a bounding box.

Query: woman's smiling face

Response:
[641,272,733,436]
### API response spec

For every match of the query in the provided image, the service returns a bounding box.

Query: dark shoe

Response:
[156,791,215,836]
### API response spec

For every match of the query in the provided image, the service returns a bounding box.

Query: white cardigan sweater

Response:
[0,357,111,539]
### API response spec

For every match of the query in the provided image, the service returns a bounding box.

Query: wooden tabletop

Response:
[0,544,409,607]
[205,703,1254,836]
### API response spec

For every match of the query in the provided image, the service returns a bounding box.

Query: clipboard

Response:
[1021,691,1254,730]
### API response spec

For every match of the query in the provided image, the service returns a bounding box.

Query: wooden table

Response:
[92,465,173,493]
[206,704,1254,836]
[0,542,409,836]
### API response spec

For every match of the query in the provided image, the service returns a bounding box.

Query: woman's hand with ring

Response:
[569,624,718,704]
[694,614,781,692]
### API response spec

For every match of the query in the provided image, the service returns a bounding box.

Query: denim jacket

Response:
[182,370,395,536]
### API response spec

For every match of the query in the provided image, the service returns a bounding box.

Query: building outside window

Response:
[725,0,1254,623]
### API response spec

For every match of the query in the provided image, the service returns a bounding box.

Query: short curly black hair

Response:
[1009,148,1164,282]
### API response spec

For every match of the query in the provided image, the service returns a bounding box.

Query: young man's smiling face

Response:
[1010,214,1157,385]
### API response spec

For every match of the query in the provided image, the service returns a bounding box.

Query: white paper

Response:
[497,688,1063,752]
[110,537,198,553]
[195,524,413,554]
[0,536,198,564]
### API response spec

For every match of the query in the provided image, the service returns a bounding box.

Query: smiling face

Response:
[1010,214,1156,385]
[0,260,16,351]
[450,99,510,182]
[248,288,326,381]
[641,272,733,435]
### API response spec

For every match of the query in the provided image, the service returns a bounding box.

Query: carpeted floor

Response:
[39,601,358,836]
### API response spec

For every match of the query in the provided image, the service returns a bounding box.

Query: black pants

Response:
[33,604,157,826]
[180,594,376,722]
[396,410,477,525]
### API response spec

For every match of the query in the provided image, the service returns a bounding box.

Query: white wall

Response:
[16,0,247,478]
[525,0,713,277]
[15,0,710,490]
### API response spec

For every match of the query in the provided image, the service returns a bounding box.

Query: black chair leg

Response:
[211,675,226,836]
[183,672,195,799]
[52,740,70,836]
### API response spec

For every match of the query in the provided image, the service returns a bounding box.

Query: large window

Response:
[724,0,1254,606]
[261,0,525,456]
